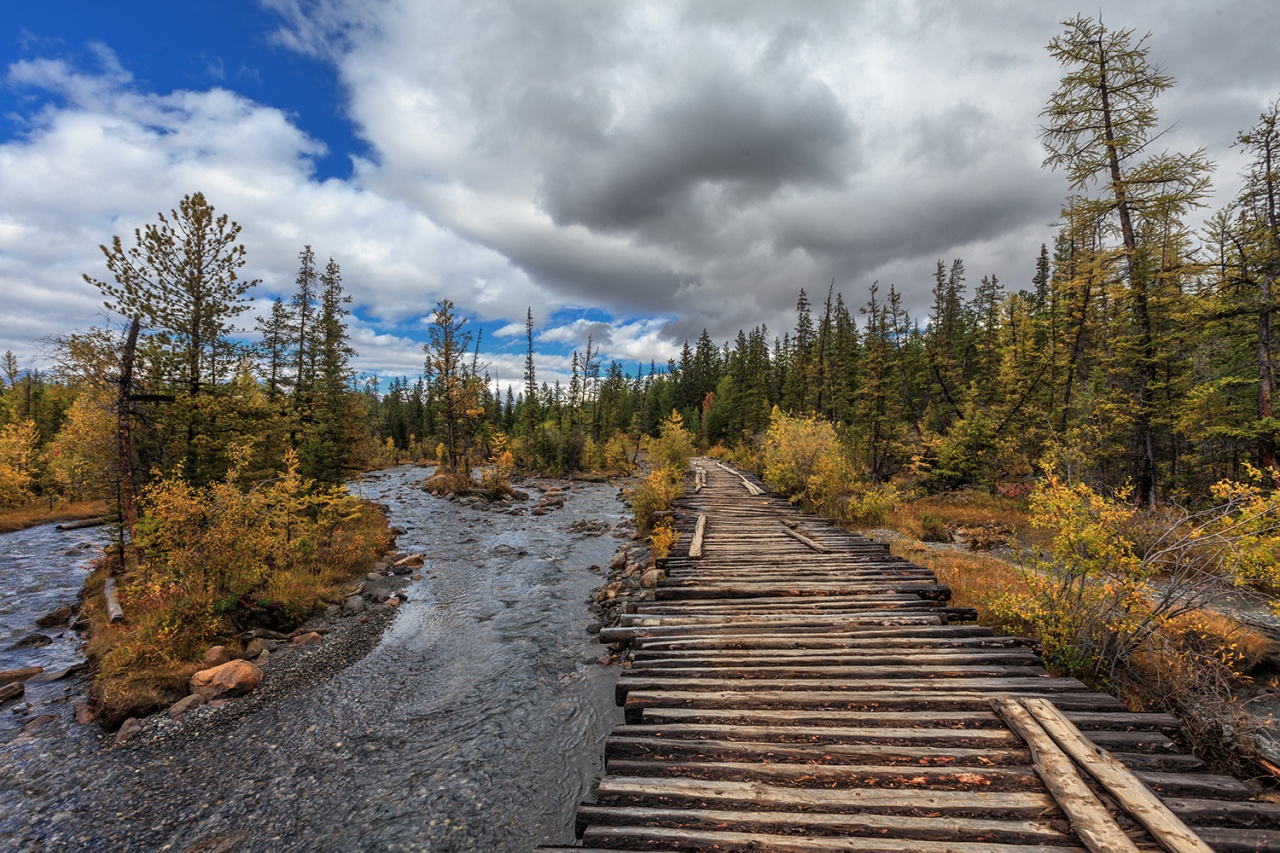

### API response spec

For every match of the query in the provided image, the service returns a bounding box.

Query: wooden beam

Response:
[689,513,707,558]
[1021,698,1216,853]
[991,698,1140,853]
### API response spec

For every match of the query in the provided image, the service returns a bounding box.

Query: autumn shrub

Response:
[629,467,684,535]
[626,411,695,534]
[897,534,1274,772]
[645,410,696,474]
[602,431,635,475]
[86,446,388,725]
[650,521,680,560]
[919,513,951,542]
[762,409,840,502]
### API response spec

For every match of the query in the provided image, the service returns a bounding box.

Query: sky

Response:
[1,1,1278,391]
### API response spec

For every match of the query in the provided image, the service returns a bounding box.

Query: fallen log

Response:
[104,576,125,623]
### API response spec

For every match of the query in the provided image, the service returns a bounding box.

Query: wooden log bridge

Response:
[537,459,1280,852]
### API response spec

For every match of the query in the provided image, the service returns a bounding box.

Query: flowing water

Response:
[0,466,625,852]
[0,521,102,681]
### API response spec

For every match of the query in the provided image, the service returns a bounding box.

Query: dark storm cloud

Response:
[539,70,857,234]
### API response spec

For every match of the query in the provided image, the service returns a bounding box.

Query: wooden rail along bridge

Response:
[538,459,1280,852]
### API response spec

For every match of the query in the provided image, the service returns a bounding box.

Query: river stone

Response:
[390,526,408,536]
[168,693,206,719]
[5,632,52,651]
[73,700,94,725]
[607,550,628,570]
[0,665,43,684]
[114,717,143,744]
[343,595,367,615]
[27,663,84,683]
[0,682,23,703]
[19,714,56,736]
[244,638,266,658]
[203,645,233,667]
[35,604,74,628]
[293,631,323,645]
[324,604,342,619]
[189,659,263,700]
[393,553,424,569]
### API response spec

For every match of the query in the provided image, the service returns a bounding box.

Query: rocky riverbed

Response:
[0,465,627,852]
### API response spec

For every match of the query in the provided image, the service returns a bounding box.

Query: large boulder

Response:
[189,659,262,700]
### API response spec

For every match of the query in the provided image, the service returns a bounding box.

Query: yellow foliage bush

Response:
[628,467,683,535]
[762,408,840,501]
[602,431,635,474]
[650,521,680,560]
[645,410,695,473]
[88,446,388,723]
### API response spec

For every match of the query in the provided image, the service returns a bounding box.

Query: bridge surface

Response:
[538,459,1280,852]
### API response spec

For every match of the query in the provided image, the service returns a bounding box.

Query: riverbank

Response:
[0,499,109,534]
[1,464,626,851]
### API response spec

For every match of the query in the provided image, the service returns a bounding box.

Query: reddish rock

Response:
[393,553,425,569]
[641,568,666,589]
[292,631,323,645]
[0,682,23,703]
[73,700,94,725]
[202,645,232,668]
[189,659,263,700]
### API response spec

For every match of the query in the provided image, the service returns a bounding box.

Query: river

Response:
[0,465,625,851]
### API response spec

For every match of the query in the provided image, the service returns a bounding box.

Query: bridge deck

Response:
[538,459,1280,852]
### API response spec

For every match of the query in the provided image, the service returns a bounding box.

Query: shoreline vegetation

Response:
[0,500,110,535]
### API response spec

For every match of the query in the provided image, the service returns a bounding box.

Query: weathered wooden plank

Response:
[621,688,1127,722]
[616,675,1086,704]
[605,734,1031,766]
[572,805,1075,845]
[581,825,1089,852]
[633,706,1182,734]
[620,664,1054,682]
[780,522,830,552]
[605,758,1041,790]
[991,698,1140,853]
[1164,797,1280,828]
[629,650,1043,670]
[1190,827,1280,852]
[594,775,1060,816]
[613,721,1024,745]
[688,513,706,558]
[1021,698,1215,853]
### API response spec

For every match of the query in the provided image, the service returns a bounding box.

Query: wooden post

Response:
[116,318,140,566]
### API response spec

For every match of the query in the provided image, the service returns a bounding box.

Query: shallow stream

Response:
[0,465,625,851]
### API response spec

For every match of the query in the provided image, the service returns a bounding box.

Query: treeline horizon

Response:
[3,14,1279,512]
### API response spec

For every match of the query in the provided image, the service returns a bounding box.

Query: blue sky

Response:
[2,1,1278,390]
